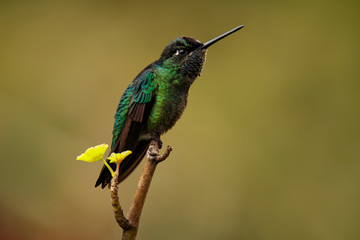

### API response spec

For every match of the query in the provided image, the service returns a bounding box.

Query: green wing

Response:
[96,69,156,188]
[111,69,155,150]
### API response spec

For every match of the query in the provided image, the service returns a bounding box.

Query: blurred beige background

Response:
[0,0,359,239]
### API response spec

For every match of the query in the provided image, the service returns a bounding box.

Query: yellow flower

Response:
[108,150,132,164]
[77,144,108,163]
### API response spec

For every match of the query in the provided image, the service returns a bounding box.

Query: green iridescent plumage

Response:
[112,70,155,148]
[96,26,244,188]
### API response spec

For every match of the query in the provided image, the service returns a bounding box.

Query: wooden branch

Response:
[110,140,173,240]
[110,176,131,230]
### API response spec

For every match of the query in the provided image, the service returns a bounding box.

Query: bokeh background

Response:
[1,0,359,239]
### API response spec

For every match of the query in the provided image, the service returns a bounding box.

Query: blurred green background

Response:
[0,0,359,239]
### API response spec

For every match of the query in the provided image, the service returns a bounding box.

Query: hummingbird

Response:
[95,25,244,188]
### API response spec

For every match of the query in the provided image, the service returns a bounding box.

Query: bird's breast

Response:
[146,82,188,136]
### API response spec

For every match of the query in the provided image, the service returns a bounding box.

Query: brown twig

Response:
[110,176,131,230]
[110,140,173,240]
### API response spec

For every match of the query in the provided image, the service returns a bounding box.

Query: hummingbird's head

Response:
[159,36,207,83]
[158,26,244,86]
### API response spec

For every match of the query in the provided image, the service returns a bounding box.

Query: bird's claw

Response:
[152,136,163,149]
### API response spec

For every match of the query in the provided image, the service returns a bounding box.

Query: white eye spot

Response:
[175,49,187,56]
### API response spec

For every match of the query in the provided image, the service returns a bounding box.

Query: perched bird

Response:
[95,25,244,188]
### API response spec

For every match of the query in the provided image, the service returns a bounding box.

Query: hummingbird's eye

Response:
[175,49,187,56]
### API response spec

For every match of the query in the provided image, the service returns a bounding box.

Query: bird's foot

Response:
[152,135,163,149]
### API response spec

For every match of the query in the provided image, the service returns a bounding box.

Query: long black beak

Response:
[201,25,244,49]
